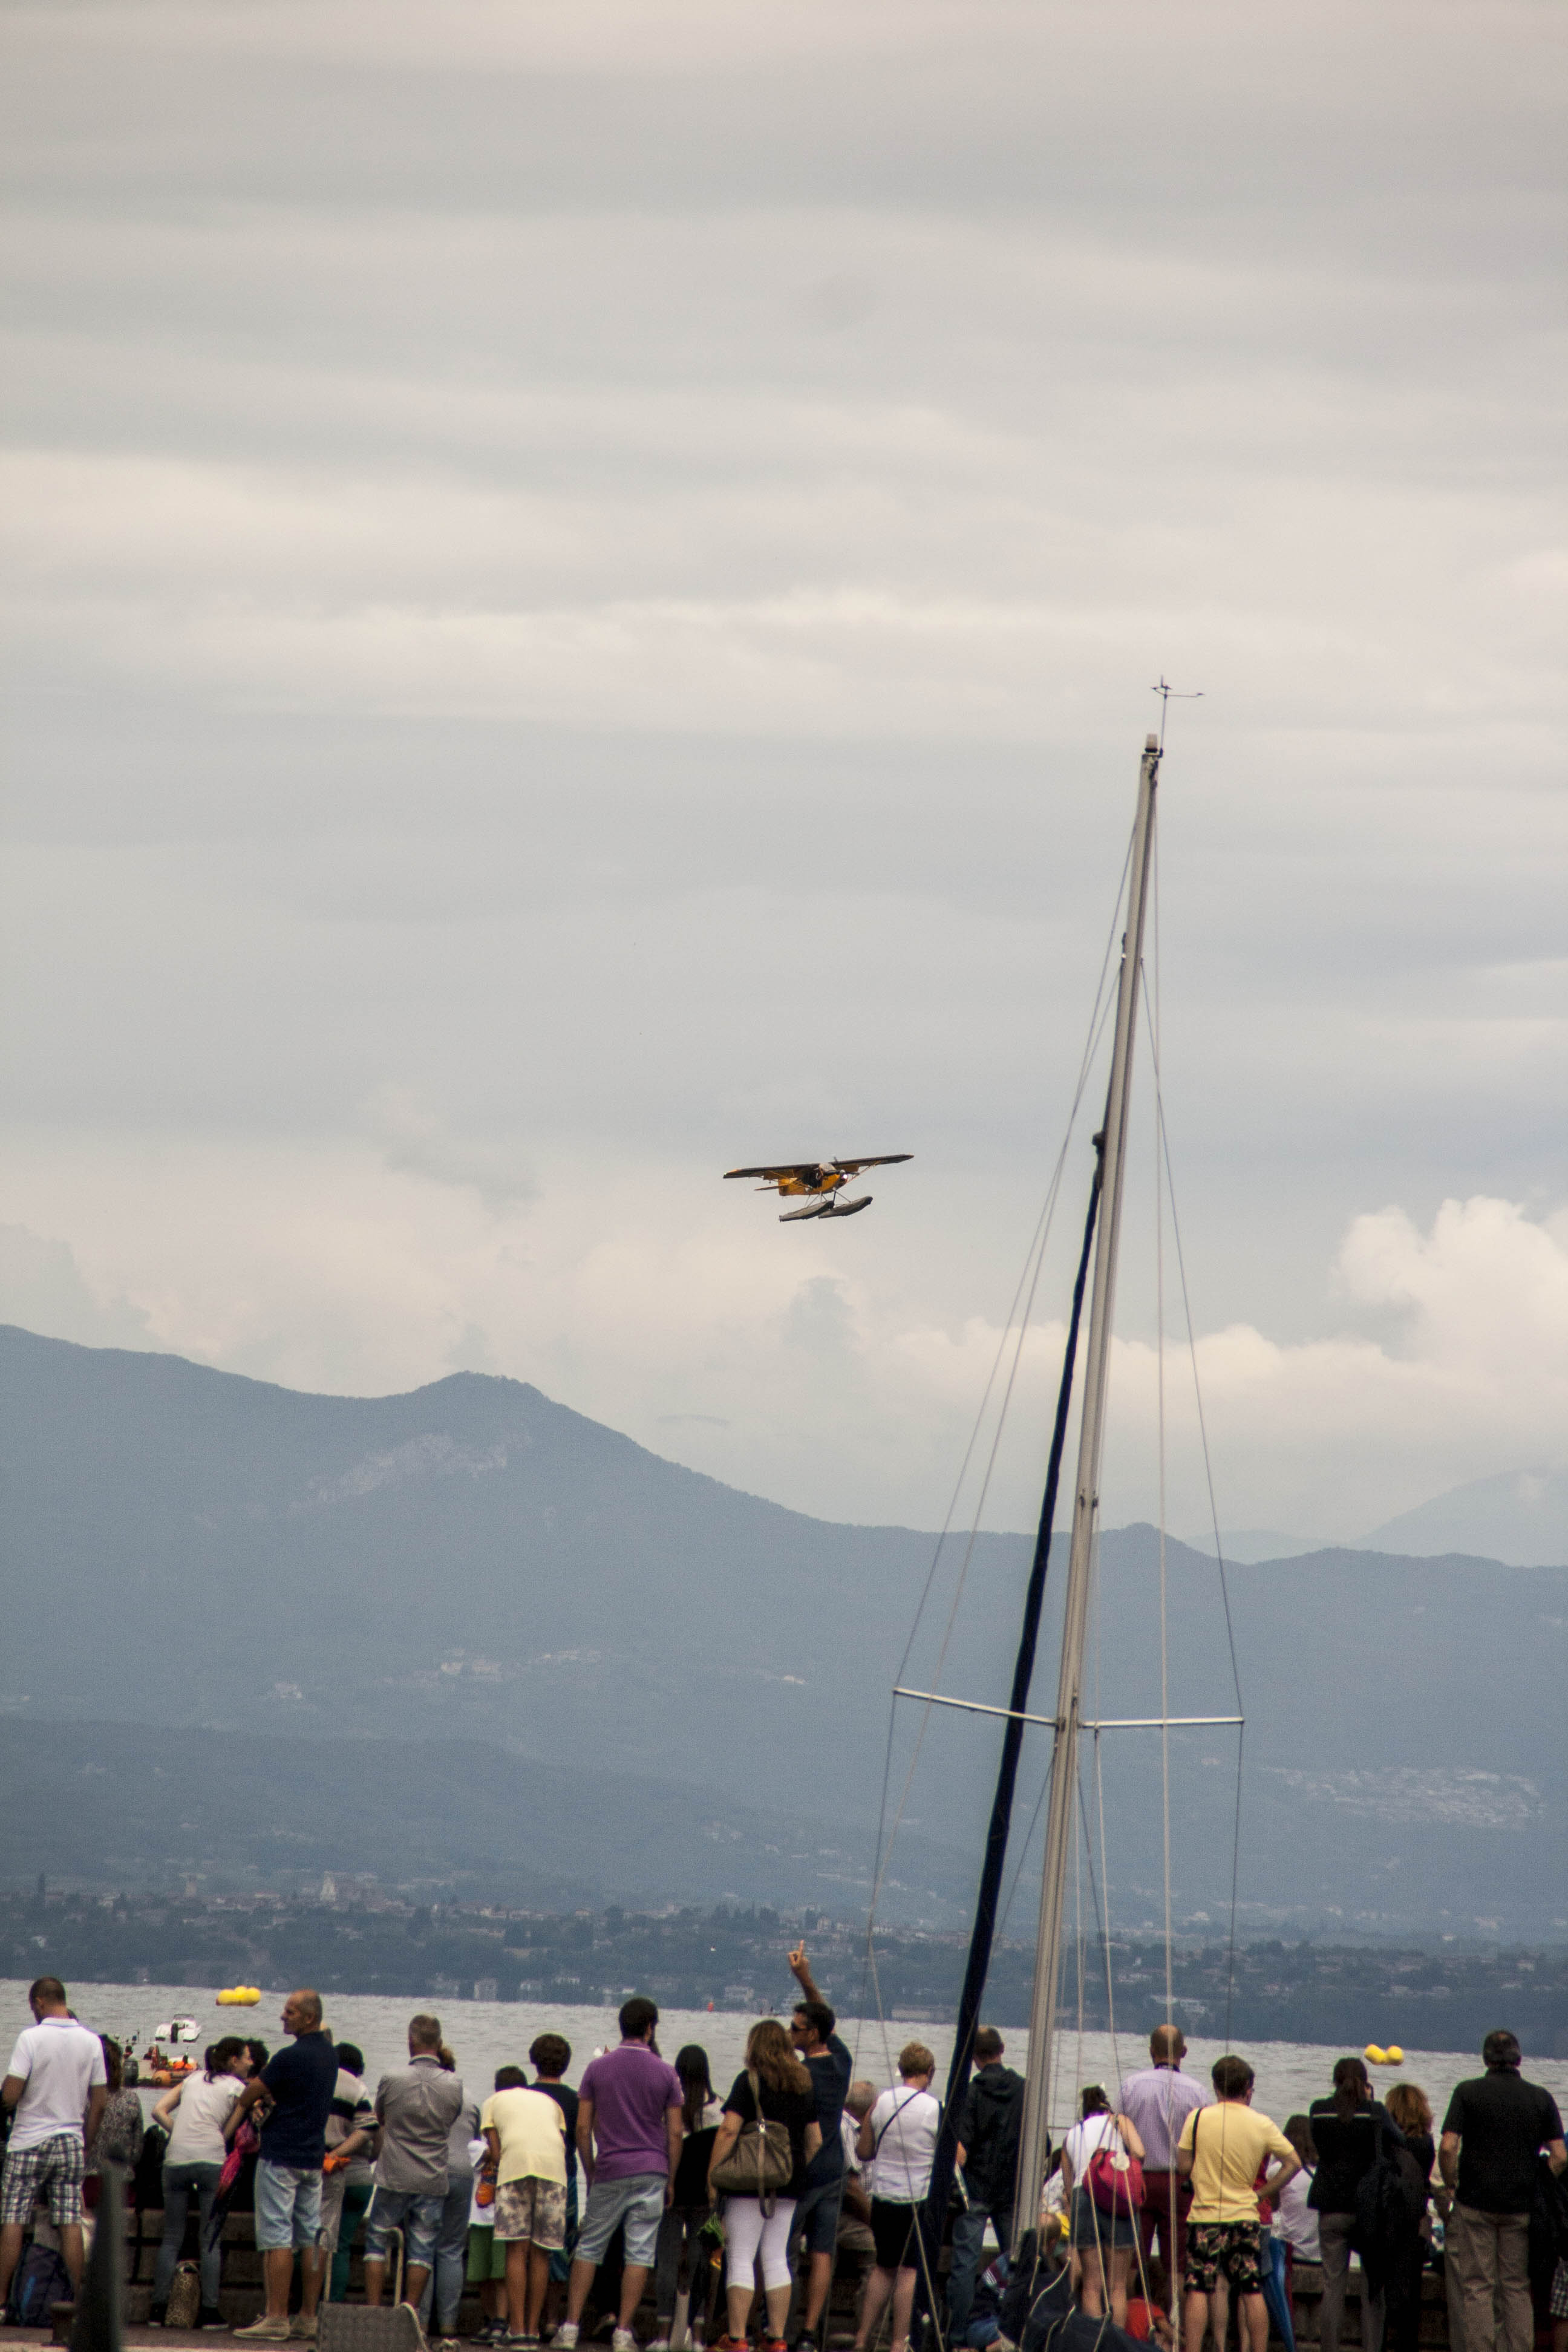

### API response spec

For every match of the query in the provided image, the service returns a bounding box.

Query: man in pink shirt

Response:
[555,1999,683,2352]
[1119,2026,1212,2275]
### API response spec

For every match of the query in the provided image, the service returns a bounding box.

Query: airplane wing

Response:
[831,1154,913,1174]
[724,1163,823,1181]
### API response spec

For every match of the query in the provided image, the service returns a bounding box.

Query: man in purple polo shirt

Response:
[555,1998,682,2352]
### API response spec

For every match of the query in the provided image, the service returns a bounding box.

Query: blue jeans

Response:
[365,2186,445,2275]
[947,2203,1011,2339]
[576,2173,666,2270]
[154,2162,224,2309]
[255,2160,324,2253]
[421,2172,474,2335]
[1261,2232,1296,2352]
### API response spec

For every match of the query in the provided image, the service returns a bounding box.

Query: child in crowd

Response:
[466,2069,520,2342]
[480,2061,569,2348]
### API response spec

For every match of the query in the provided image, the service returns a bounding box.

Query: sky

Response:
[2,0,1564,1543]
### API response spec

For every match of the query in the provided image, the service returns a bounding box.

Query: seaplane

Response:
[723,1154,912,1221]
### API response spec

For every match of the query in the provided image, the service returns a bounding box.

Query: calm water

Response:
[8,1979,1567,2137]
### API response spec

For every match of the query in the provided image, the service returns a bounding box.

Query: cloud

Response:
[892,1194,1568,1537]
[3,1125,1560,1541]
[360,1085,535,1214]
[0,1224,157,1353]
[0,0,1562,1552]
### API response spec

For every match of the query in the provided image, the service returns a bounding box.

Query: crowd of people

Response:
[2,1968,1564,2352]
[1032,2026,1566,2352]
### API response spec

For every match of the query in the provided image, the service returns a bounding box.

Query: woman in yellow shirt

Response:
[1175,2056,1299,2352]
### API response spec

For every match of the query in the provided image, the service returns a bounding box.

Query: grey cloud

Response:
[0,1224,157,1352]
[361,1086,536,1214]
[0,0,1562,1527]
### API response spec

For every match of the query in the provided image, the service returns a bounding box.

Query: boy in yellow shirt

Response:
[1175,2056,1299,2352]
[480,2073,569,2348]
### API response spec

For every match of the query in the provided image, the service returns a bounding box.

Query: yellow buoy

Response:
[217,1987,262,2005]
[1364,2043,1388,2065]
[1385,2045,1404,2065]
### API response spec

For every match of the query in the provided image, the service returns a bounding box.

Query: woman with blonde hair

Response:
[707,2018,820,2352]
[1382,2085,1435,2352]
[853,2043,942,2352]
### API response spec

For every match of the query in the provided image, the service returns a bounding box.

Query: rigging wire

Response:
[1142,969,1247,2051]
[857,826,1136,2049]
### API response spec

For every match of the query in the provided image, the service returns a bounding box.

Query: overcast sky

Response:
[2,0,1564,1541]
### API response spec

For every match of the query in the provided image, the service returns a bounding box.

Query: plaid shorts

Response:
[0,2134,87,2227]
[1549,2261,1568,2322]
[1186,2220,1263,2297]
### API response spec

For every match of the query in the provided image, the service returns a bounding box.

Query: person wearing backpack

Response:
[1059,2085,1146,2328]
[947,2027,1026,2345]
[707,2019,820,2352]
[1308,2056,1406,2352]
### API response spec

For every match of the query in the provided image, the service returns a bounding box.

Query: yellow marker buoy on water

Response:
[1386,2045,1404,2064]
[1364,2043,1388,2065]
[217,1987,262,2005]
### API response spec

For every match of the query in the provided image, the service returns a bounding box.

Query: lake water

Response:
[7,1979,1566,2137]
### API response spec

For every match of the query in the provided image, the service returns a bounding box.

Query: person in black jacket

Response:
[947,2029,1025,2344]
[1308,2057,1405,2352]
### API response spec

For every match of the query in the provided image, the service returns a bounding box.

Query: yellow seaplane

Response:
[724,1154,912,1222]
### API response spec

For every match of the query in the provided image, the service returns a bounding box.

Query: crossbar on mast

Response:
[893,1687,1242,1732]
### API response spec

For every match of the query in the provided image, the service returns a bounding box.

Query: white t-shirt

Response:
[165,2069,245,2166]
[4,2017,108,2152]
[1276,2168,1320,2258]
[866,2086,941,2204]
[1062,2111,1125,2188]
[467,2137,491,2229]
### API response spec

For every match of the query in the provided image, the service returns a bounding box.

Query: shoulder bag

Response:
[710,2069,794,2210]
[1086,2114,1145,2216]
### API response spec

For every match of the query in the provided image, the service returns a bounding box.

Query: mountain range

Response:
[2,1324,1563,1935]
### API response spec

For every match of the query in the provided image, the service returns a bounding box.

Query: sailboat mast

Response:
[1013,730,1162,2238]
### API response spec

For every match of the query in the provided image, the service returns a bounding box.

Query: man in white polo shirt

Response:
[0,1976,109,2308]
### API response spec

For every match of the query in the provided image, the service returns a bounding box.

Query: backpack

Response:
[1351,2145,1426,2292]
[710,2070,793,2212]
[10,2241,73,2327]
[999,2233,1075,2352]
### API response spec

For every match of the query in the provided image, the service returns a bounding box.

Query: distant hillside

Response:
[2,1326,1564,1933]
[1363,1469,1568,1567]
[0,1717,972,1913]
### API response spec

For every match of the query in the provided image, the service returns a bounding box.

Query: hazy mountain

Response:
[1186,1530,1331,1563]
[0,1717,975,1915]
[1361,1470,1568,1568]
[3,1325,1564,1935]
